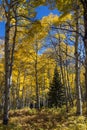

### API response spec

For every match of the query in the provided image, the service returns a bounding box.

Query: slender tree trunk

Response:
[42,76,46,107]
[75,1,82,115]
[80,0,87,114]
[59,42,68,112]
[83,3,87,114]
[65,44,73,107]
[35,40,39,109]
[16,68,20,109]
[3,13,11,125]
[22,70,26,108]
[3,2,17,124]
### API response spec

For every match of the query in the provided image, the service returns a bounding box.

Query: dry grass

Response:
[0,107,87,130]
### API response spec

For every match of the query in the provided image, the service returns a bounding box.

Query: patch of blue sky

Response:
[0,21,5,38]
[35,5,60,20]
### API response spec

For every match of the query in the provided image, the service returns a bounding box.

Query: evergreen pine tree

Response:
[48,66,65,108]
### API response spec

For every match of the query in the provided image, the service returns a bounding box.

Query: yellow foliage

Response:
[41,13,59,27]
[55,33,66,40]
[10,18,16,25]
[59,13,72,22]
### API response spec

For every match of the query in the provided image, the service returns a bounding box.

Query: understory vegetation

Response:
[0,107,87,130]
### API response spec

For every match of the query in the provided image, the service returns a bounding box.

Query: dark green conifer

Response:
[48,66,65,108]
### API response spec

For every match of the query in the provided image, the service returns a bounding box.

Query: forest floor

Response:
[0,107,87,130]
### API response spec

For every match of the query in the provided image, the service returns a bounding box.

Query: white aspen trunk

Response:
[75,0,82,115]
[3,1,17,124]
[80,0,87,114]
[35,40,39,109]
[59,42,68,112]
[3,12,11,124]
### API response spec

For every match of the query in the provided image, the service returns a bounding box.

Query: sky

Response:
[0,21,5,38]
[0,6,60,38]
[35,6,60,19]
